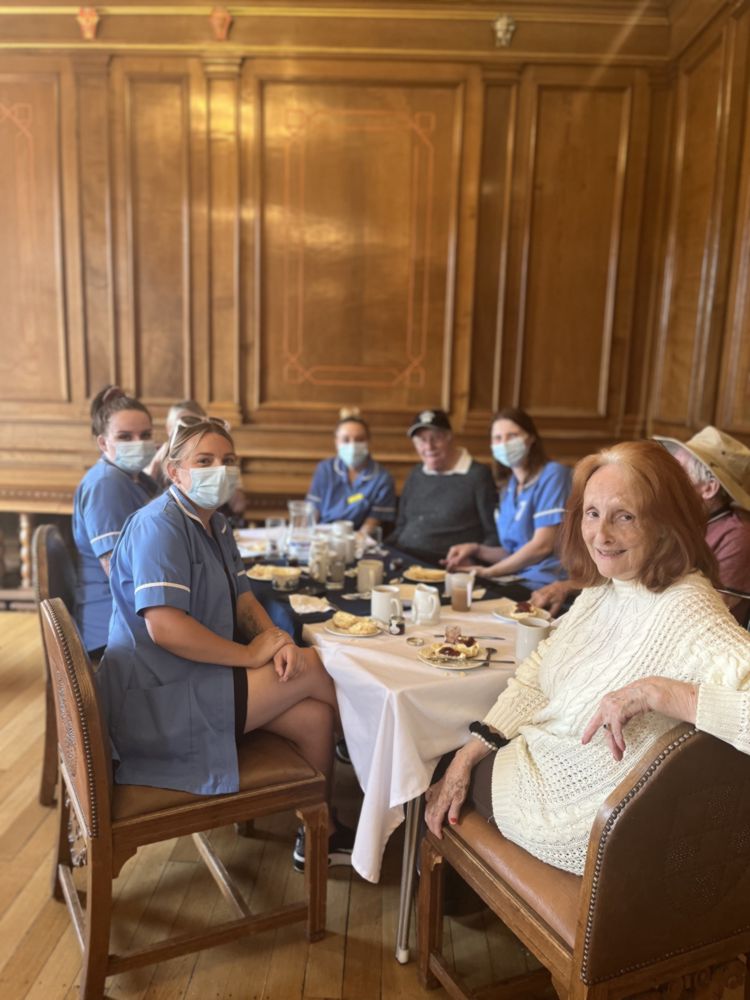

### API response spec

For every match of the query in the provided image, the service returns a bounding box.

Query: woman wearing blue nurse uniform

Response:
[96,414,352,871]
[72,385,159,657]
[444,407,572,594]
[306,409,396,534]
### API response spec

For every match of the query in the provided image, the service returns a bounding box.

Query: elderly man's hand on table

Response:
[582,677,699,761]
[443,542,481,571]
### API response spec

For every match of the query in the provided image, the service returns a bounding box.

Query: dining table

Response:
[235,526,528,962]
[303,601,517,963]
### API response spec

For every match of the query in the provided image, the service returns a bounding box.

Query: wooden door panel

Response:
[243,62,469,418]
[0,72,68,402]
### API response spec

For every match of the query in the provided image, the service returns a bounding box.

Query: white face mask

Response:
[111,440,157,474]
[182,465,240,509]
[492,439,529,469]
[337,442,369,469]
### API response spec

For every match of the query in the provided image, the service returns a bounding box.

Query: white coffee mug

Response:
[357,559,384,593]
[515,618,551,662]
[371,585,402,623]
[412,584,441,626]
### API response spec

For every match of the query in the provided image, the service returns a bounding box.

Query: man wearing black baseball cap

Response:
[387,409,498,564]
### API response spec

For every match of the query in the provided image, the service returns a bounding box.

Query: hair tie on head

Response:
[339,405,362,421]
[102,385,124,404]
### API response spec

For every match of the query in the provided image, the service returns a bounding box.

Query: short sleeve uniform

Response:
[306,456,396,528]
[95,486,253,795]
[72,458,157,652]
[495,461,572,589]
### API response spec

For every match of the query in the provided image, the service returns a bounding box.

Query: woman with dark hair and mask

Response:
[444,407,572,593]
[96,414,353,871]
[305,407,396,534]
[72,385,159,658]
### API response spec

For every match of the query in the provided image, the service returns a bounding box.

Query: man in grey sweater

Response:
[387,409,499,565]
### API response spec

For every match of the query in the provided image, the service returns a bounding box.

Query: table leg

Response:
[19,513,33,589]
[395,797,420,964]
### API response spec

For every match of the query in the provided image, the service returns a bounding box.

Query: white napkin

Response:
[289,595,333,615]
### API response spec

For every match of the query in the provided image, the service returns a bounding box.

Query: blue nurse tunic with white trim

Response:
[306,456,396,528]
[495,461,572,590]
[96,486,253,794]
[72,458,157,652]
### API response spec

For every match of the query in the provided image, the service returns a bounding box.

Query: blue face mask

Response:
[337,442,369,469]
[112,440,157,474]
[183,465,240,509]
[492,439,528,469]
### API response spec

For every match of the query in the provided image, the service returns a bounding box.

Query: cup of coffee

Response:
[449,573,474,612]
[515,618,551,661]
[371,585,402,623]
[412,584,441,625]
[357,559,384,594]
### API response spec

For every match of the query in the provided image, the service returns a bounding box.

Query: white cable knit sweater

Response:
[484,573,750,875]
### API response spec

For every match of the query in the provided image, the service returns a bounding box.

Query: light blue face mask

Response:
[491,438,528,469]
[337,442,369,469]
[112,440,157,474]
[184,464,240,509]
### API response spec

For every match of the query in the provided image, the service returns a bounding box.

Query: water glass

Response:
[327,553,346,590]
[265,517,285,559]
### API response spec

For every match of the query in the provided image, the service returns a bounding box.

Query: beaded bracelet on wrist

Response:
[469,721,509,751]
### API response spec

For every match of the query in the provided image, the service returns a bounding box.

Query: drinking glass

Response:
[265,517,285,559]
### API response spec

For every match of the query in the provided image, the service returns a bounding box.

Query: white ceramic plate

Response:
[491,598,552,625]
[418,645,487,669]
[403,566,446,584]
[323,622,383,638]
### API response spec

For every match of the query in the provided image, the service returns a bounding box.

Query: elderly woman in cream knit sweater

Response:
[425,440,750,876]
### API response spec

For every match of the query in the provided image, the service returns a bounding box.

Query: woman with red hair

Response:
[425,441,750,875]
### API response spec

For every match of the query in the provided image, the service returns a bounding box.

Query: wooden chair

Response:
[418,724,750,999]
[32,523,77,805]
[40,596,328,1000]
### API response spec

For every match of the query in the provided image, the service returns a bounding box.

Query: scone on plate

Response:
[407,565,445,582]
[348,619,380,636]
[332,610,358,630]
[510,601,546,621]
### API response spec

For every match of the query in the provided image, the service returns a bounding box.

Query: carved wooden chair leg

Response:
[568,980,608,999]
[39,676,58,806]
[79,847,113,1000]
[51,786,73,901]
[298,803,328,942]
[417,836,445,990]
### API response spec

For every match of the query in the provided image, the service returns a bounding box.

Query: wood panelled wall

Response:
[0,0,748,509]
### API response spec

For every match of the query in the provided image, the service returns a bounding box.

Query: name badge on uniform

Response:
[347,492,364,505]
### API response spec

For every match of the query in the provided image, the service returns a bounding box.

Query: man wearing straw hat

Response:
[533,426,750,626]
[652,426,750,625]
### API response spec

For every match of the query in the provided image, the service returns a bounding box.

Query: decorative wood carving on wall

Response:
[76,7,99,43]
[209,7,233,43]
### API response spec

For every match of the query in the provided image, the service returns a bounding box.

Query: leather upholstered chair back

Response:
[33,524,79,805]
[40,597,112,843]
[578,723,750,984]
[33,523,76,615]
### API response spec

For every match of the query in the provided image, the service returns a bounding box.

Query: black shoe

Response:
[292,821,355,873]
[334,738,352,765]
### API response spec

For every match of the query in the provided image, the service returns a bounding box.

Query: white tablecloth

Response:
[303,599,517,882]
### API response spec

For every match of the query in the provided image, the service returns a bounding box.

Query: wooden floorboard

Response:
[4,609,740,1000]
